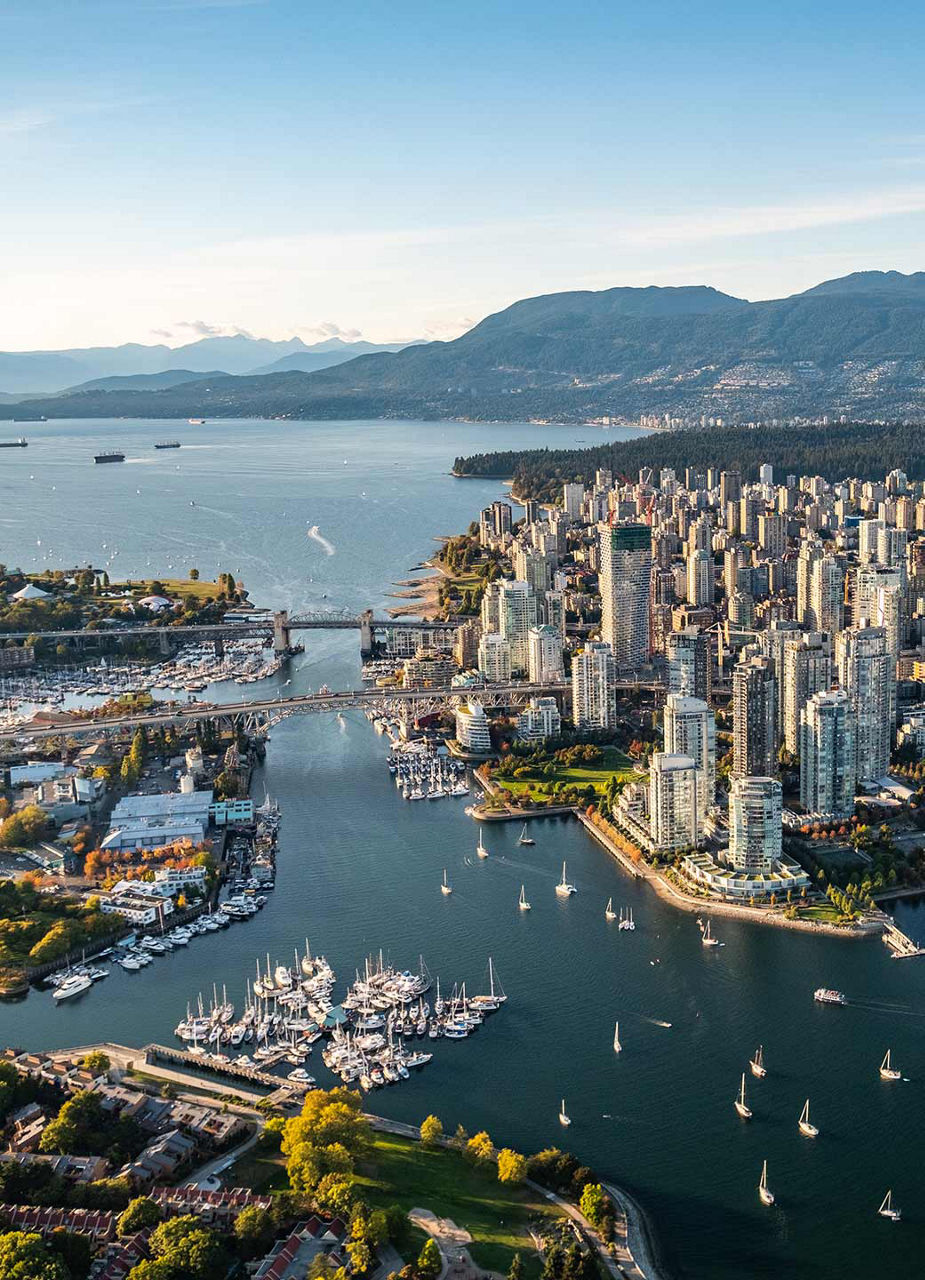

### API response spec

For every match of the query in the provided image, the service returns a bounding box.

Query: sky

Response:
[2,0,925,350]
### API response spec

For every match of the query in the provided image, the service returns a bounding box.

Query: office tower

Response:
[477,633,512,683]
[732,652,776,778]
[498,580,538,672]
[720,470,742,508]
[571,643,616,729]
[758,512,786,559]
[782,631,832,755]
[800,690,857,820]
[599,522,652,670]
[728,777,782,872]
[686,548,714,606]
[649,753,699,852]
[562,483,585,520]
[836,625,892,785]
[663,694,716,823]
[527,624,564,683]
[666,626,711,701]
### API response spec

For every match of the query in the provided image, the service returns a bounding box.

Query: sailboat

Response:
[517,824,535,847]
[749,1045,767,1078]
[701,918,720,946]
[440,869,453,896]
[878,1189,901,1222]
[879,1049,901,1080]
[613,1021,622,1053]
[758,1160,775,1206]
[558,1097,571,1126]
[476,831,489,859]
[518,884,532,912]
[798,1098,818,1138]
[605,897,617,921]
[734,1073,752,1119]
[555,861,576,897]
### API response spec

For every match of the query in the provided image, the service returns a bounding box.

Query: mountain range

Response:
[3,271,925,422]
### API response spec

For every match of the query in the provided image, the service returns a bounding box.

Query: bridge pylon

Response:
[359,609,374,657]
[272,610,291,655]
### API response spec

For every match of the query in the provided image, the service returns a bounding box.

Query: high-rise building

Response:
[720,470,742,508]
[836,625,892,785]
[796,538,822,628]
[810,553,844,634]
[649,753,699,852]
[453,618,482,670]
[800,690,857,820]
[527,624,564,683]
[663,694,716,823]
[562,483,585,520]
[759,619,802,739]
[759,463,774,486]
[859,518,884,564]
[599,522,652,670]
[686,548,714,607]
[543,590,566,637]
[571,643,616,729]
[515,696,562,742]
[758,512,786,558]
[665,626,711,701]
[498,580,538,672]
[477,633,512,683]
[782,631,832,755]
[728,777,782,872]
[455,700,492,753]
[732,652,776,778]
[513,543,552,595]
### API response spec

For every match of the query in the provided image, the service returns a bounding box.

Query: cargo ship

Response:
[154,441,181,449]
[94,451,125,464]
[0,437,27,448]
[813,988,847,1005]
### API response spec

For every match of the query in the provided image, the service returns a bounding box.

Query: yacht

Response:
[53,972,93,1002]
[734,1073,752,1119]
[605,897,616,921]
[518,884,531,912]
[878,1189,901,1222]
[701,919,721,947]
[440,869,453,896]
[813,987,847,1005]
[476,832,489,859]
[798,1098,818,1138]
[556,861,576,897]
[558,1097,571,1126]
[517,824,535,846]
[613,1021,622,1053]
[879,1049,901,1081]
[749,1045,767,1079]
[758,1160,775,1206]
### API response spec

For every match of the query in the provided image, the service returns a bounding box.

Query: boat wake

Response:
[307,525,336,556]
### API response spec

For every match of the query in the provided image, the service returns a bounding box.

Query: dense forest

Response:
[453,421,925,500]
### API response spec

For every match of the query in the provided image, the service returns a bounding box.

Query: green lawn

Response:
[225,1141,289,1193]
[796,903,849,923]
[355,1134,556,1276]
[497,747,637,799]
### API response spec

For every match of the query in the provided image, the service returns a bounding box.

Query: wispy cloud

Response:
[0,93,154,140]
[0,107,55,135]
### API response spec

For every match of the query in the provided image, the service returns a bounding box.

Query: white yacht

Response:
[749,1045,766,1078]
[758,1160,775,1206]
[878,1189,901,1222]
[476,832,489,859]
[798,1098,818,1138]
[440,869,453,896]
[879,1049,901,1081]
[613,1021,622,1053]
[734,1073,752,1119]
[701,919,720,947]
[605,897,616,921]
[517,824,535,846]
[53,972,93,1002]
[558,1097,571,1126]
[518,884,531,911]
[556,862,576,897]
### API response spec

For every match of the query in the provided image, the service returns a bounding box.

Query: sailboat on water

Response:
[758,1160,775,1206]
[701,919,720,946]
[613,1021,622,1053]
[518,884,531,912]
[476,831,489,859]
[734,1073,752,1119]
[605,897,617,921]
[749,1045,767,1078]
[878,1189,901,1222]
[558,1097,571,1126]
[798,1098,818,1138]
[517,824,535,846]
[879,1049,901,1080]
[556,861,576,896]
[440,869,453,896]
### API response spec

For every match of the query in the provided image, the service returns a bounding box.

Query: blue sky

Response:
[2,0,925,349]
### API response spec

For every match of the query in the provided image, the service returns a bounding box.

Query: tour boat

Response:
[701,919,720,947]
[613,1021,622,1053]
[440,869,453,896]
[476,832,489,859]
[813,987,847,1005]
[798,1098,818,1138]
[749,1045,767,1079]
[518,884,531,911]
[517,824,535,846]
[758,1160,775,1206]
[558,1097,571,1126]
[878,1189,901,1222]
[879,1049,901,1080]
[734,1073,752,1119]
[555,861,576,897]
[605,897,616,920]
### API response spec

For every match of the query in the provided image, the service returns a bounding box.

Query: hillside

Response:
[4,271,925,421]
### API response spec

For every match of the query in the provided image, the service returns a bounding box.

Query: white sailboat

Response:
[879,1049,901,1080]
[605,897,616,921]
[878,1189,901,1222]
[798,1098,818,1138]
[440,869,453,896]
[613,1020,622,1053]
[555,861,576,897]
[734,1072,752,1119]
[517,823,535,846]
[701,918,720,946]
[749,1045,767,1078]
[558,1097,571,1126]
[758,1159,775,1206]
[476,831,489,859]
[518,884,532,912]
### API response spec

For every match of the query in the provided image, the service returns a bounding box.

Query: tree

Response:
[188,569,200,581]
[508,1254,524,1280]
[126,1264,172,1280]
[347,1237,374,1276]
[579,1183,610,1229]
[233,1205,275,1257]
[0,1231,69,1280]
[497,1149,526,1184]
[313,1173,355,1218]
[282,1089,369,1161]
[49,1227,92,1279]
[80,1051,110,1076]
[416,1238,442,1280]
[464,1131,494,1165]
[419,1115,443,1148]
[117,1197,162,1237]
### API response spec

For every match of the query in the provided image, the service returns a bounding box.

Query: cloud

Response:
[0,108,54,135]
[171,319,256,339]
[300,321,364,342]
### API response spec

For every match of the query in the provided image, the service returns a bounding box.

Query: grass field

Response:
[126,576,227,604]
[497,747,637,799]
[796,902,846,923]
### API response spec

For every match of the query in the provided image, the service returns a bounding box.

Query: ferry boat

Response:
[155,440,181,449]
[734,1073,752,1119]
[94,451,125,464]
[878,1189,901,1222]
[758,1159,775,1206]
[813,988,847,1005]
[749,1045,767,1078]
[879,1049,901,1081]
[798,1098,818,1138]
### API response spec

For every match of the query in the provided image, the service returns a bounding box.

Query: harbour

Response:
[0,418,924,1280]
